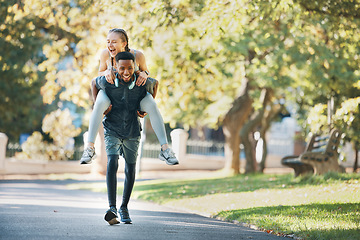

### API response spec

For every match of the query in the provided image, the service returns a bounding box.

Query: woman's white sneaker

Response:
[80,146,96,164]
[159,148,179,165]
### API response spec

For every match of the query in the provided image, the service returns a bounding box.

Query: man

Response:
[93,51,146,225]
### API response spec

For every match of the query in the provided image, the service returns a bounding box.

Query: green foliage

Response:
[334,96,360,146]
[17,132,48,162]
[103,0,360,137]
[18,109,81,160]
[0,0,108,142]
[0,0,47,140]
[285,1,360,139]
[2,0,360,150]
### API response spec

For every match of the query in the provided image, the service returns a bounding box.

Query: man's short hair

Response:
[115,51,135,62]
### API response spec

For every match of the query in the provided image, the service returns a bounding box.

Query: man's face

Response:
[117,59,135,82]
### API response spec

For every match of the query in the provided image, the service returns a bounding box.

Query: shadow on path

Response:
[0,179,282,240]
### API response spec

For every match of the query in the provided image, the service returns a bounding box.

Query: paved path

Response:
[0,178,283,240]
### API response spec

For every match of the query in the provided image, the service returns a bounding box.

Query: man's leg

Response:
[103,134,122,225]
[104,154,120,225]
[120,162,136,223]
[106,154,119,208]
[119,137,139,223]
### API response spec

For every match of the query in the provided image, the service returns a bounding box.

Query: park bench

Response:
[281,129,344,176]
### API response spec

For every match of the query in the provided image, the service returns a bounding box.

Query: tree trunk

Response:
[353,142,359,173]
[240,111,261,173]
[258,102,283,172]
[259,137,267,172]
[241,88,273,173]
[222,78,253,174]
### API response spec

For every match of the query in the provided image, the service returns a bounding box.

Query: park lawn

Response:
[130,172,360,240]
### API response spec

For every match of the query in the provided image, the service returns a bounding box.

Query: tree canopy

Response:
[1,0,359,168]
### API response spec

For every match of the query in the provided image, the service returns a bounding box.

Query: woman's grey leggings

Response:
[88,90,167,146]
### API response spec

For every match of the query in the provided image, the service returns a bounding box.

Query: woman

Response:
[80,28,178,165]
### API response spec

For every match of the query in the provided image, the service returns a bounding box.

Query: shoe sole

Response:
[121,219,132,224]
[80,160,92,164]
[120,217,132,224]
[80,154,97,165]
[107,218,120,225]
[119,210,132,224]
[104,211,120,225]
[159,155,179,165]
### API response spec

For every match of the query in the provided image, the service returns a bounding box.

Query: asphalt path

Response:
[0,178,284,240]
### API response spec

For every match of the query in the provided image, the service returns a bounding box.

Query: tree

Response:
[0,0,47,140]
[19,109,81,160]
[291,0,360,172]
[98,0,360,174]
[5,0,359,168]
[1,0,106,160]
[334,97,360,172]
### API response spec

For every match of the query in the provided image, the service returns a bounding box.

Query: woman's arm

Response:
[91,78,99,102]
[135,50,149,86]
[99,49,115,84]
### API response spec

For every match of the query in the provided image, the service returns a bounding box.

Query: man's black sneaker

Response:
[119,207,132,224]
[104,206,120,225]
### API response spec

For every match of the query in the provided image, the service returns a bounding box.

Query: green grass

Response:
[71,171,360,239]
[129,172,360,240]
[216,203,360,239]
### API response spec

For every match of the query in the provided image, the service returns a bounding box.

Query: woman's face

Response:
[107,32,127,58]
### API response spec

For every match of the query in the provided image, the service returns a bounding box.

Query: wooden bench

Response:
[281,129,344,176]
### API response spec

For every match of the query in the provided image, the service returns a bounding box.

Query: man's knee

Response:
[107,154,119,169]
[125,163,136,176]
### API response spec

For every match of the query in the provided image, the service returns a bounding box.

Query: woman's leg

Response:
[80,90,111,164]
[88,90,111,144]
[140,93,168,146]
[139,93,179,165]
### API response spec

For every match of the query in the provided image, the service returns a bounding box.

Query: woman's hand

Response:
[136,71,148,86]
[105,68,116,84]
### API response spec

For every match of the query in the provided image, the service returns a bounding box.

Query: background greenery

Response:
[1,0,359,169]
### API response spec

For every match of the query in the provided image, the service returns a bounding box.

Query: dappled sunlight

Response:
[129,173,360,239]
[162,182,360,216]
[0,181,106,210]
[215,203,360,239]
